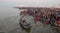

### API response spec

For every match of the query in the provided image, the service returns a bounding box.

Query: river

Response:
[0,7,60,33]
[0,7,20,33]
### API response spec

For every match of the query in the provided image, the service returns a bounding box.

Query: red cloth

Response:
[37,16,40,21]
[56,21,60,25]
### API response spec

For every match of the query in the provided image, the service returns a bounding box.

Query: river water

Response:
[0,7,20,33]
[0,7,60,33]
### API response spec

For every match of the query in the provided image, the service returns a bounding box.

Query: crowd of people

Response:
[20,8,60,27]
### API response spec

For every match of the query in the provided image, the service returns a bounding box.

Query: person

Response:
[45,15,50,25]
[50,18,56,26]
[47,17,51,24]
[36,12,40,22]
[34,11,41,24]
[55,18,60,32]
[56,17,60,27]
[27,10,33,16]
[42,15,47,27]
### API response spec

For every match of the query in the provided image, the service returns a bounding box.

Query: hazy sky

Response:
[0,0,60,7]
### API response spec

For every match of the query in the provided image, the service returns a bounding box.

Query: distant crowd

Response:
[20,8,60,27]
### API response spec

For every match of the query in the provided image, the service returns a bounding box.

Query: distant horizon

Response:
[0,0,60,7]
[14,6,60,8]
